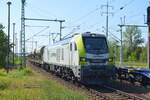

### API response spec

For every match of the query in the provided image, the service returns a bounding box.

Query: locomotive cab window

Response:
[83,37,108,54]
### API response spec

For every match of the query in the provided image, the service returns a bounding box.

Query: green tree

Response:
[108,40,120,62]
[140,45,147,62]
[123,26,144,49]
[0,24,8,68]
[123,26,144,61]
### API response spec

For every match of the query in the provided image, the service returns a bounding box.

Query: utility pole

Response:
[20,0,26,69]
[31,37,34,51]
[15,33,18,56]
[123,16,126,25]
[6,1,11,73]
[147,6,150,68]
[60,21,64,40]
[119,17,123,65]
[101,0,113,38]
[13,23,15,67]
[148,25,150,68]
[118,26,123,64]
[35,41,37,49]
[120,25,123,65]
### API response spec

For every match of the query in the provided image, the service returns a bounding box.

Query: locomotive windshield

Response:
[83,37,108,54]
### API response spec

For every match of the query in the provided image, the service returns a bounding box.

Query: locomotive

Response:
[29,32,116,85]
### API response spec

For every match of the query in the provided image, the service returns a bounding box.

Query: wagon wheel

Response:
[141,77,148,87]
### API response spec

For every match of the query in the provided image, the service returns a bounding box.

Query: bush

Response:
[0,78,10,90]
[21,68,32,75]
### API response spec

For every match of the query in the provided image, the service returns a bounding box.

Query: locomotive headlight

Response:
[91,34,96,37]
[108,58,113,62]
[80,57,86,62]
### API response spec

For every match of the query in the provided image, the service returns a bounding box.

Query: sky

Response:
[0,0,149,53]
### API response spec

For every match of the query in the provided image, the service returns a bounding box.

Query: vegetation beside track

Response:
[115,61,147,68]
[0,68,89,100]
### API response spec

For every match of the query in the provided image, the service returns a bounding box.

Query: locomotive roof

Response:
[47,37,72,48]
[47,33,106,47]
[82,32,106,37]
[54,37,72,45]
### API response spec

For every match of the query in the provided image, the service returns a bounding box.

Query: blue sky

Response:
[0,0,149,52]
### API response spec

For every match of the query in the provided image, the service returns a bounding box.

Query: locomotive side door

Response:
[69,43,73,66]
[69,42,78,66]
[73,42,78,66]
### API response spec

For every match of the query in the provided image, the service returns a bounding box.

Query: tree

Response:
[0,24,8,68]
[108,40,120,62]
[140,44,147,62]
[123,26,144,61]
[123,26,144,49]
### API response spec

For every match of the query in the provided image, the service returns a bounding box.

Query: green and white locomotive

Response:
[31,32,116,85]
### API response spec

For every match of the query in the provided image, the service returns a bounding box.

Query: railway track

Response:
[29,62,147,100]
[94,86,146,100]
[77,84,147,100]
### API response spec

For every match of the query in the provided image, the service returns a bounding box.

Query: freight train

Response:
[116,66,150,86]
[29,32,116,85]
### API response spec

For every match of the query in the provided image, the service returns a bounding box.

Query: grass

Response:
[0,68,89,100]
[115,61,148,69]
